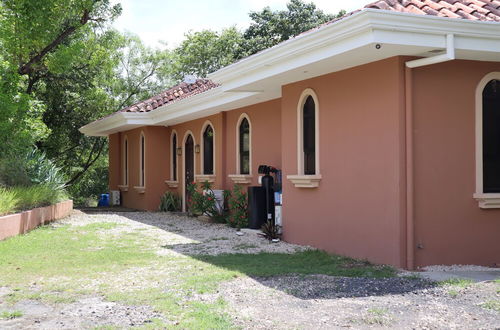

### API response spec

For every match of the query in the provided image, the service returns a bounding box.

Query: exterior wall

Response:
[281,57,406,267]
[411,60,500,267]
[225,99,282,188]
[116,126,169,211]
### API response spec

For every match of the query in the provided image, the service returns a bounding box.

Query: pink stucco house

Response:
[81,0,500,269]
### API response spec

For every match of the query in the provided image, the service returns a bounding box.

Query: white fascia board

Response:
[79,112,153,136]
[209,9,500,87]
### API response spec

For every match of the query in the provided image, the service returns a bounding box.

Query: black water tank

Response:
[248,186,266,229]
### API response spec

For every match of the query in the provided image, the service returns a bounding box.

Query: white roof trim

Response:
[80,9,500,137]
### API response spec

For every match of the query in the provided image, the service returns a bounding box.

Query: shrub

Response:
[0,187,18,216]
[159,191,181,212]
[186,181,226,221]
[226,184,248,229]
[0,148,66,191]
[0,184,68,216]
[261,220,280,240]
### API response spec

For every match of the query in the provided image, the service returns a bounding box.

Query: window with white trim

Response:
[239,117,250,175]
[202,124,214,175]
[123,137,128,185]
[171,131,177,181]
[139,132,145,187]
[474,73,500,208]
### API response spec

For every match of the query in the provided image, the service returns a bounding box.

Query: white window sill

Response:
[117,185,128,192]
[473,193,500,209]
[287,174,322,188]
[165,180,179,188]
[228,174,253,184]
[195,174,216,183]
[133,186,145,194]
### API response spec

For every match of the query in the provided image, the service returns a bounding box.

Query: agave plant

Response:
[261,220,281,240]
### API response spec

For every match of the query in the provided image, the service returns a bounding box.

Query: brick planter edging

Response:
[0,200,73,241]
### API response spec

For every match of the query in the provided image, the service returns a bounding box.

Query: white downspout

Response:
[406,34,455,68]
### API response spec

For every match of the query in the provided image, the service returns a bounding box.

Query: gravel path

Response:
[1,211,498,329]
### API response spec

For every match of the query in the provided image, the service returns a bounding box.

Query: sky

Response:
[111,0,370,49]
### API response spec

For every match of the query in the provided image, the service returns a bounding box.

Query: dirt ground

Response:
[0,211,498,329]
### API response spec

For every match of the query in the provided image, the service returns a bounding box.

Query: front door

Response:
[184,134,194,211]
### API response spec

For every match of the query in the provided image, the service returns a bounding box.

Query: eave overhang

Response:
[80,9,500,137]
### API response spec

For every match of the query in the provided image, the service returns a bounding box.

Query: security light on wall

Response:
[177,147,182,156]
[195,144,200,153]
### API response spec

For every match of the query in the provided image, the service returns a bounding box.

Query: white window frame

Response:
[473,72,500,208]
[229,113,253,184]
[200,120,216,176]
[118,135,129,191]
[287,88,322,188]
[134,131,146,193]
[165,130,179,188]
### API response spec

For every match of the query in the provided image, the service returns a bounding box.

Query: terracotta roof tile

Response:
[365,0,500,21]
[118,79,219,114]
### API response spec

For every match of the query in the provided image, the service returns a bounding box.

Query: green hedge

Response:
[0,185,68,216]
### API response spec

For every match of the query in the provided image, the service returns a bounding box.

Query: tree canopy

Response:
[0,0,344,205]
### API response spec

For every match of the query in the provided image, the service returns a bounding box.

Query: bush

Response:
[159,191,181,212]
[186,181,227,221]
[0,148,66,191]
[226,184,248,229]
[0,187,18,216]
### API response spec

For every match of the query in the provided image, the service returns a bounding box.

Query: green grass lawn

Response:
[0,220,395,329]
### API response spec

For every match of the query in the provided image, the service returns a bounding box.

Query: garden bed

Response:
[0,200,73,241]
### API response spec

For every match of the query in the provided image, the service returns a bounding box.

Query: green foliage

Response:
[0,185,68,216]
[159,191,181,212]
[169,27,246,81]
[261,220,280,240]
[0,311,23,320]
[186,181,226,222]
[243,0,345,55]
[0,148,66,190]
[226,184,249,229]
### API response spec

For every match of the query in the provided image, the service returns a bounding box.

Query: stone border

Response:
[0,200,73,241]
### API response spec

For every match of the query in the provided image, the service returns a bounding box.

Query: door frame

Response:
[182,131,196,212]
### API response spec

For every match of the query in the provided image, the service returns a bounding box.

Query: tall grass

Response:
[0,185,68,216]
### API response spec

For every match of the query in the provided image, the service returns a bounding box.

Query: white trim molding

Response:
[288,88,321,188]
[133,186,145,194]
[236,113,252,175]
[165,180,179,188]
[200,120,216,175]
[195,174,216,183]
[474,72,500,208]
[287,175,322,188]
[117,185,129,192]
[228,174,253,184]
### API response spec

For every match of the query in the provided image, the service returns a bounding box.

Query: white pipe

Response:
[406,34,455,68]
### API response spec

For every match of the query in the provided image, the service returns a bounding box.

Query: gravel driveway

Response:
[0,210,498,329]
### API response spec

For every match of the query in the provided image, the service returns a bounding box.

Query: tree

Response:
[167,27,246,82]
[243,0,345,55]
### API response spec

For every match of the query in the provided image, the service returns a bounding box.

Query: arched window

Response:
[171,131,177,181]
[297,89,319,176]
[482,79,500,193]
[202,124,214,175]
[303,96,316,175]
[239,117,250,175]
[123,137,128,185]
[139,132,145,187]
[474,73,500,208]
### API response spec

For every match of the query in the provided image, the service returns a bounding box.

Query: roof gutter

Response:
[406,34,455,68]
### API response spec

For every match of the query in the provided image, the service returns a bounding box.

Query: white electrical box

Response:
[110,190,120,206]
[275,206,282,227]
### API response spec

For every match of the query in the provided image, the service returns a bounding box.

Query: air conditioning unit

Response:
[110,190,120,206]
